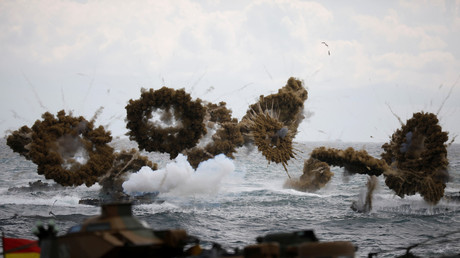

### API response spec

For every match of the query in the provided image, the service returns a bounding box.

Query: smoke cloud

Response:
[382,112,449,204]
[239,77,309,176]
[122,154,235,195]
[283,157,334,192]
[308,112,450,205]
[185,102,243,169]
[7,110,114,186]
[125,87,207,159]
[310,147,388,176]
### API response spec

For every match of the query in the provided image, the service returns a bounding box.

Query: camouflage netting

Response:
[185,102,244,169]
[98,148,158,197]
[125,87,207,159]
[239,77,308,176]
[310,146,388,176]
[381,112,449,204]
[283,158,333,192]
[6,110,115,187]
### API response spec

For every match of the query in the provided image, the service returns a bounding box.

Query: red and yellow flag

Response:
[2,236,40,258]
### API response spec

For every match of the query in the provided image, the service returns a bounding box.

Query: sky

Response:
[1,0,459,143]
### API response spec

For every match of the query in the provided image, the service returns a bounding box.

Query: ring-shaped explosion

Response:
[246,107,295,175]
[125,87,206,159]
[381,112,449,204]
[7,110,115,187]
[239,77,308,176]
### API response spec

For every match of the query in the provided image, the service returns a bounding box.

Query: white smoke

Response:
[122,154,235,195]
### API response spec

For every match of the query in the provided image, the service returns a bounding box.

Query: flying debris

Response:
[6,110,115,187]
[125,88,244,169]
[240,77,309,177]
[185,102,243,169]
[7,78,312,198]
[309,111,450,205]
[243,105,296,177]
[310,146,388,176]
[6,125,33,159]
[125,87,207,159]
[381,112,449,204]
[284,157,334,192]
[97,148,158,199]
[5,110,160,198]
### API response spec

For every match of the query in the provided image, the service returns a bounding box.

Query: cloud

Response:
[0,0,459,142]
[353,10,447,51]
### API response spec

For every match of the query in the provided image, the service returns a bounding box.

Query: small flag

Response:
[2,235,40,258]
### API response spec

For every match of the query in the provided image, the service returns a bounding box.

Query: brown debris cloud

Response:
[243,77,308,133]
[125,87,244,169]
[5,78,310,192]
[7,111,159,191]
[185,102,243,169]
[243,106,296,176]
[309,112,450,205]
[7,110,115,187]
[6,81,451,207]
[6,125,33,159]
[381,112,449,204]
[284,158,334,192]
[310,147,388,176]
[239,77,308,176]
[126,79,309,172]
[125,87,207,159]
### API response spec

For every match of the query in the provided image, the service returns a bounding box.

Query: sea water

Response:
[1,139,459,257]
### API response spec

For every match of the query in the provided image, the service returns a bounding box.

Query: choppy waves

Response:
[1,140,460,257]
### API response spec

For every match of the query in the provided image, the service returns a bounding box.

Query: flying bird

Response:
[321,41,330,55]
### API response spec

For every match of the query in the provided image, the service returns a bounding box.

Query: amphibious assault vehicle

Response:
[35,203,355,257]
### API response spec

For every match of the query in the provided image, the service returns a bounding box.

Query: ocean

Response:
[1,138,459,257]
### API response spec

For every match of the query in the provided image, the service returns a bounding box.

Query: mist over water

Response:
[1,139,460,257]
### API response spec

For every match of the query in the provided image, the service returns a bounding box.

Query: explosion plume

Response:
[125,87,207,159]
[6,125,33,159]
[98,148,158,198]
[6,110,115,186]
[283,158,334,192]
[240,77,309,176]
[310,147,388,176]
[309,112,450,205]
[381,112,449,204]
[351,176,378,213]
[244,105,296,176]
[185,102,243,169]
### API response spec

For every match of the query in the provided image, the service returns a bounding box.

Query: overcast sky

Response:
[1,0,459,143]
